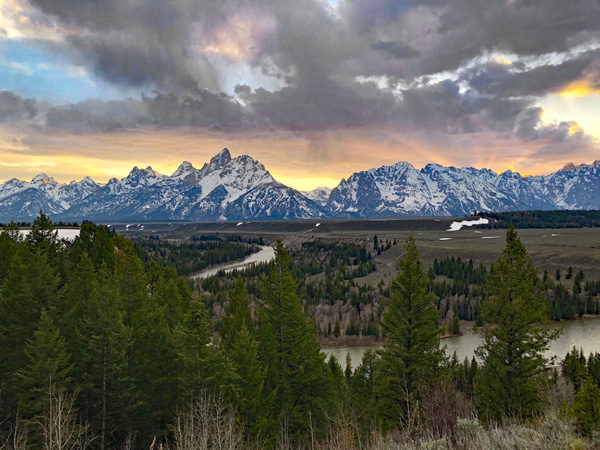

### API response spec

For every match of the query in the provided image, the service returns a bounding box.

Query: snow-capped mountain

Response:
[0,151,598,222]
[0,149,321,221]
[0,173,101,219]
[301,187,332,206]
[326,160,600,217]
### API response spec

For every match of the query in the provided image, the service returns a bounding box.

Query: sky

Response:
[0,0,599,190]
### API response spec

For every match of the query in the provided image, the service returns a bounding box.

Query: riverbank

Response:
[323,315,600,369]
[190,245,275,279]
[320,319,476,349]
[320,315,600,349]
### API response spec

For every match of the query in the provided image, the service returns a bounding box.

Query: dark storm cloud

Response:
[464,51,599,98]
[0,91,37,123]
[29,0,221,92]
[236,78,397,130]
[46,99,148,131]
[19,0,600,144]
[371,41,420,59]
[143,91,249,129]
[45,92,248,131]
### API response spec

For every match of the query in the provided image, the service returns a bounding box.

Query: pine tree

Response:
[14,309,73,426]
[0,246,59,395]
[81,271,131,449]
[377,235,444,430]
[350,349,380,437]
[26,211,59,256]
[257,241,332,445]
[475,225,559,422]
[221,276,253,348]
[227,325,272,442]
[177,297,215,399]
[573,378,600,437]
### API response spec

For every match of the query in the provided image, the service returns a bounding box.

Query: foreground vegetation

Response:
[1,215,600,448]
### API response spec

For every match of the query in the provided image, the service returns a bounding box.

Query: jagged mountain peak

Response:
[558,162,577,172]
[209,148,232,166]
[125,165,162,181]
[172,161,199,182]
[31,173,56,185]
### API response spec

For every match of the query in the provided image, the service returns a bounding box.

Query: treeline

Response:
[476,209,600,228]
[432,256,600,324]
[194,238,600,344]
[134,236,259,276]
[195,239,382,341]
[0,220,79,227]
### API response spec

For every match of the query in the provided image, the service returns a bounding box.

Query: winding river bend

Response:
[191,245,276,279]
[323,317,600,370]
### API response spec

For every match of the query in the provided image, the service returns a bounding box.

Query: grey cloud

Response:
[238,77,397,130]
[44,91,248,131]
[0,91,38,123]
[143,91,248,129]
[371,41,420,59]
[46,99,148,131]
[30,0,220,92]
[464,52,599,98]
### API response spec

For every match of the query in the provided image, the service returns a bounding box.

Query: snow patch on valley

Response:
[447,217,489,231]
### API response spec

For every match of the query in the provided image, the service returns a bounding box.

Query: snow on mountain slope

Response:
[301,187,332,206]
[327,160,600,217]
[0,151,599,222]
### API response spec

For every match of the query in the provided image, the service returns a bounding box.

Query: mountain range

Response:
[1,148,599,222]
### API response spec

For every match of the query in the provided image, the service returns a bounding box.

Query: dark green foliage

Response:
[377,235,444,431]
[573,379,600,437]
[134,236,259,276]
[349,349,381,437]
[475,225,559,422]
[0,214,219,447]
[449,316,461,335]
[14,309,73,420]
[220,276,253,348]
[476,210,600,229]
[562,347,589,391]
[227,325,272,441]
[257,241,333,445]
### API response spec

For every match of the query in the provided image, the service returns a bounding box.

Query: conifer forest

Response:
[1,214,600,449]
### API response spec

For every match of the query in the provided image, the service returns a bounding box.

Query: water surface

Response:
[191,245,275,279]
[323,317,600,370]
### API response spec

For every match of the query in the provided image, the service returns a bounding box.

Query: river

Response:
[323,317,600,370]
[191,245,276,279]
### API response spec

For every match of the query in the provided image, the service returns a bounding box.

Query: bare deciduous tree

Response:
[172,391,241,450]
[37,385,93,450]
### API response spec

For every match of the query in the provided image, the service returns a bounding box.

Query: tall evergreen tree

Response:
[350,349,380,437]
[475,225,559,421]
[221,276,253,348]
[257,241,332,445]
[14,309,73,424]
[377,235,444,431]
[81,271,131,449]
[26,211,59,255]
[177,297,216,398]
[228,324,272,442]
[0,245,59,398]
